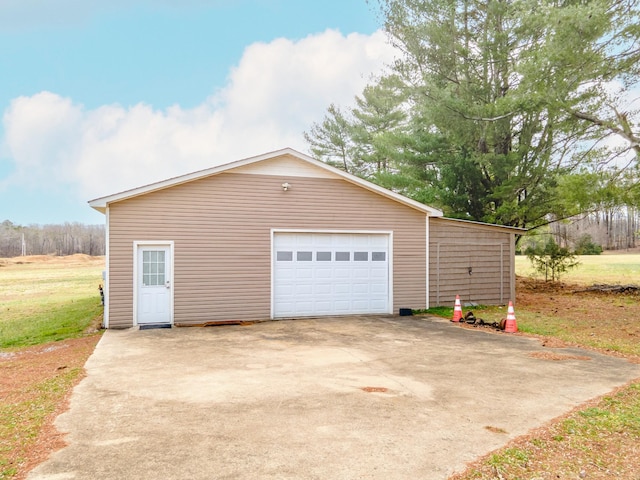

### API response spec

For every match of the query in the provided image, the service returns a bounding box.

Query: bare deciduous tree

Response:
[0,220,105,258]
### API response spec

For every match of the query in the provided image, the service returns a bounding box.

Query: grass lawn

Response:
[0,255,104,348]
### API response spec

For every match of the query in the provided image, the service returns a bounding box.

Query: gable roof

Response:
[88,147,444,216]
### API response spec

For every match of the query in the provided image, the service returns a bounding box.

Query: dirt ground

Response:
[516,277,640,359]
[2,275,640,479]
[450,277,640,479]
[0,336,101,479]
[0,254,101,267]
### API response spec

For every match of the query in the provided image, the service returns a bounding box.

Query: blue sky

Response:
[0,1,395,225]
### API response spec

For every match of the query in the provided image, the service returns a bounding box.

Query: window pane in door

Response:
[297,251,312,261]
[142,250,166,287]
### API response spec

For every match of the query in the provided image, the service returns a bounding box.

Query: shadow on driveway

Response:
[28,316,640,479]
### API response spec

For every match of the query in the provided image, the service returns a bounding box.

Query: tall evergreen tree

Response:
[306,0,640,228]
[303,104,354,172]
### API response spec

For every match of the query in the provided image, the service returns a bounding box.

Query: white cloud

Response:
[2,92,83,186]
[1,29,397,200]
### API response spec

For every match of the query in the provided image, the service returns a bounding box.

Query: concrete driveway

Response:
[28,316,639,480]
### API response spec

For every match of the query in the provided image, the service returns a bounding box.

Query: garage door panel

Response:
[295,285,313,295]
[370,297,387,307]
[295,300,313,310]
[315,236,332,247]
[370,239,387,249]
[275,284,294,295]
[275,302,294,314]
[370,267,387,277]
[352,300,371,309]
[315,284,332,295]
[352,283,369,294]
[274,233,390,317]
[334,268,351,278]
[316,269,332,279]
[296,268,313,279]
[314,301,332,312]
[353,268,370,279]
[277,268,295,280]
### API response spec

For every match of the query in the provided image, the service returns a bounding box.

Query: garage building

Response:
[89,148,523,328]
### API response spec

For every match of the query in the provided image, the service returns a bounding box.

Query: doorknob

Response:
[165,280,171,289]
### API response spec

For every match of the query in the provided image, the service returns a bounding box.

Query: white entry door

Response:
[136,245,172,325]
[273,233,390,317]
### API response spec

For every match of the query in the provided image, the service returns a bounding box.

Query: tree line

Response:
[305,0,640,243]
[551,209,638,252]
[0,220,105,258]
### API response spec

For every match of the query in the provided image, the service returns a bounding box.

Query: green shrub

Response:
[573,234,603,255]
[525,237,580,282]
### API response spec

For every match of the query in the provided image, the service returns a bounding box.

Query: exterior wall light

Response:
[282,182,291,191]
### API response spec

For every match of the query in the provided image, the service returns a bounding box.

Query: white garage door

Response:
[273,233,390,317]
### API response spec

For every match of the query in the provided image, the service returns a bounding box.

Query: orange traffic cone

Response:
[504,301,518,333]
[452,295,463,323]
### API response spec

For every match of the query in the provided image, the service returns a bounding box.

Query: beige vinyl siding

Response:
[107,172,427,328]
[429,218,516,307]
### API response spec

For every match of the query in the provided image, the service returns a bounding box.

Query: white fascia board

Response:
[432,216,527,233]
[296,154,443,216]
[88,147,444,217]
[88,148,300,210]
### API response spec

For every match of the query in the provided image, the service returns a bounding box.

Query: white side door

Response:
[136,245,172,325]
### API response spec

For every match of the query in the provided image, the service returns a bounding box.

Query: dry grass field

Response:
[515,252,640,285]
[0,254,104,316]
